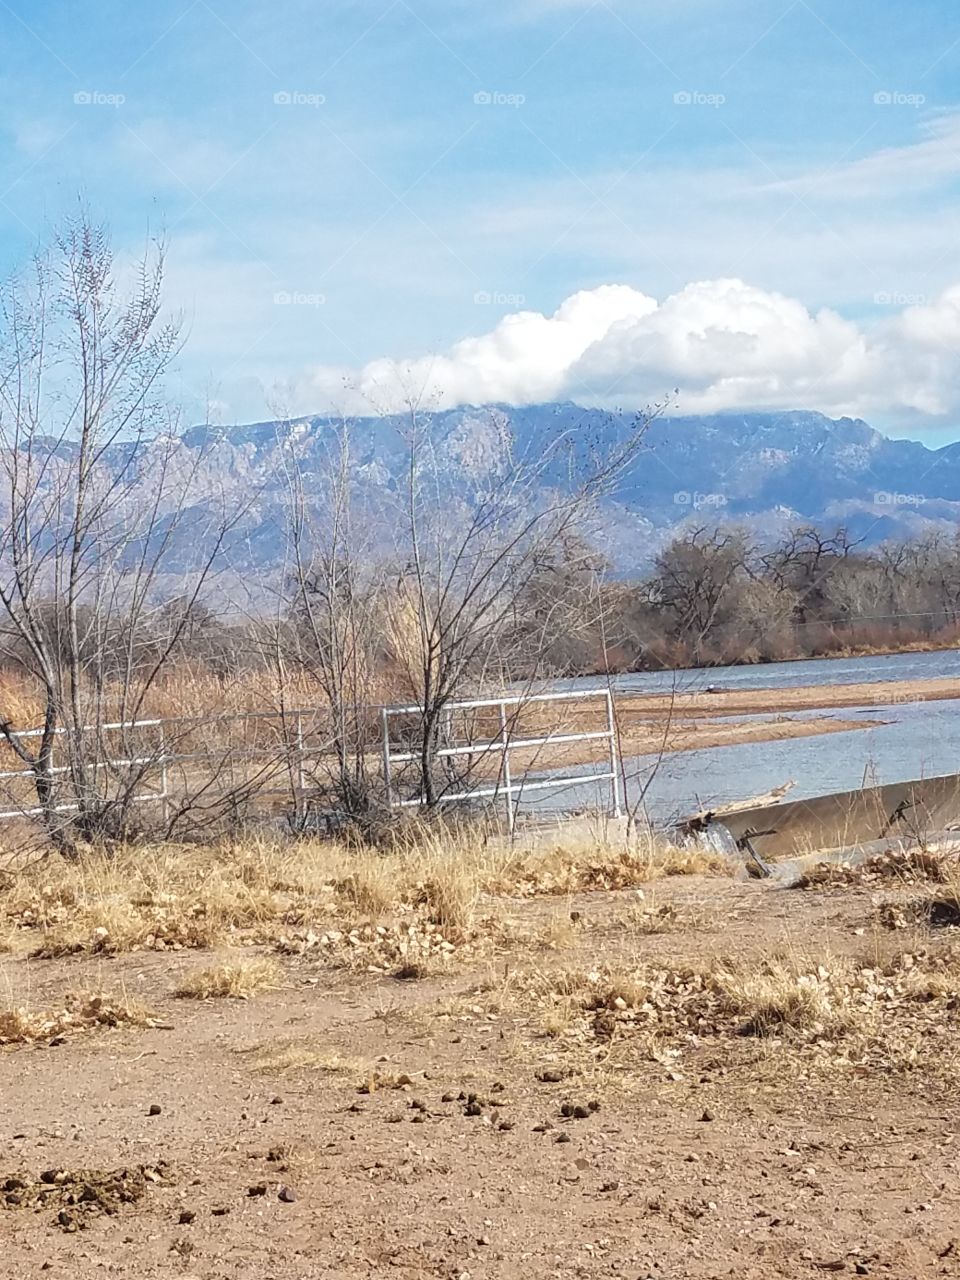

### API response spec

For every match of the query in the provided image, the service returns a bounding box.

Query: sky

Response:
[2,0,960,438]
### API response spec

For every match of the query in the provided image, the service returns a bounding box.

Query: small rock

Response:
[464,1101,483,1117]
[278,1185,297,1204]
[701,1109,715,1122]
[179,1209,196,1224]
[211,1206,230,1217]
[572,1105,590,1120]
[498,1120,515,1131]
[148,1104,162,1117]
[537,1069,564,1083]
[441,1092,456,1103]
[555,1132,571,1144]
[270,1095,283,1106]
[247,1183,268,1197]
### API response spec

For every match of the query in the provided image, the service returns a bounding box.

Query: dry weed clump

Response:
[1,828,724,969]
[878,884,960,932]
[174,956,283,999]
[795,848,952,890]
[485,835,730,899]
[276,916,481,978]
[518,948,960,1074]
[0,992,161,1045]
[1,844,341,959]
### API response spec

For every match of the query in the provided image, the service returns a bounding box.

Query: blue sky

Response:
[2,0,960,435]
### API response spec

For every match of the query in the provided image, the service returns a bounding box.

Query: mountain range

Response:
[181,405,960,583]
[29,405,960,599]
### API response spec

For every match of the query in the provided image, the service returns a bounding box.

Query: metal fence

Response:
[0,708,338,828]
[382,688,622,832]
[0,690,622,832]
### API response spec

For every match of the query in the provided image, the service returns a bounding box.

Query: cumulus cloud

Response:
[295,277,960,422]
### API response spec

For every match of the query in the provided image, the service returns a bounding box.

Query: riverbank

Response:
[505,675,959,771]
[610,675,960,718]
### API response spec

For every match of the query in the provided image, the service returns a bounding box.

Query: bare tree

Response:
[277,417,390,825]
[380,399,659,809]
[0,213,237,852]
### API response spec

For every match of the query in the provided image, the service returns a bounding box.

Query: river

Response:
[525,648,960,823]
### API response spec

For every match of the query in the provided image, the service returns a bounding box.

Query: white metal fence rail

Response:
[0,718,170,820]
[0,692,622,830]
[382,688,622,832]
[0,709,333,826]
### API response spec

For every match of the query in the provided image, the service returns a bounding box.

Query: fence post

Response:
[381,707,393,809]
[498,700,515,834]
[295,711,306,824]
[159,725,170,826]
[605,689,622,819]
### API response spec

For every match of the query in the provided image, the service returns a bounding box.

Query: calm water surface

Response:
[523,648,960,822]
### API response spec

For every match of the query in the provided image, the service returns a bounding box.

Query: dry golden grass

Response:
[245,1043,367,1075]
[474,944,960,1080]
[0,990,159,1045]
[0,826,729,972]
[716,961,856,1038]
[484,831,730,899]
[174,956,283,1000]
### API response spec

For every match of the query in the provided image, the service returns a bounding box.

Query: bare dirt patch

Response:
[3,838,960,1277]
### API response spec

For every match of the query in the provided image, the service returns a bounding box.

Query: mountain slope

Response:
[10,406,960,595]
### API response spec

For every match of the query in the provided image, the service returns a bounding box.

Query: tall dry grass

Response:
[0,826,721,961]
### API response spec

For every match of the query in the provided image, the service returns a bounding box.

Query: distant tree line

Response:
[584,523,960,671]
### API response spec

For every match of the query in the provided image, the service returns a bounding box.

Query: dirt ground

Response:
[3,856,960,1279]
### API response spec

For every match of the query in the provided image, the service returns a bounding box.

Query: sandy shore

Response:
[513,712,875,770]
[608,675,960,718]
[501,675,960,769]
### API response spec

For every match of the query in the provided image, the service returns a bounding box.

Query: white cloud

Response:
[291,277,960,423]
[773,111,960,199]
